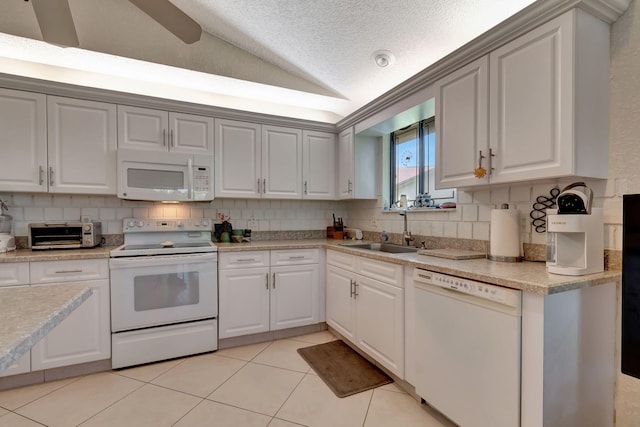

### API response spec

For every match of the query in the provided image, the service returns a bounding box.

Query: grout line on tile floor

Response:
[270,368,310,424]
[360,386,376,427]
[74,374,147,426]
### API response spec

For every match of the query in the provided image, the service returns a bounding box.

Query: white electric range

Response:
[109,218,218,369]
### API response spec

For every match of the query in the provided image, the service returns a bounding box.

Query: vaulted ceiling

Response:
[0,0,536,122]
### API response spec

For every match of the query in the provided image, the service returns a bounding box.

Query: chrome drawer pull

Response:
[272,272,276,289]
[237,258,257,262]
[288,256,305,260]
[55,269,83,274]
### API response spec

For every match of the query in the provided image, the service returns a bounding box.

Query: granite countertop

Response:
[0,239,620,295]
[0,284,93,373]
[0,246,114,263]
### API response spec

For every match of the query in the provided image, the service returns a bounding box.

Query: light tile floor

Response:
[0,331,451,426]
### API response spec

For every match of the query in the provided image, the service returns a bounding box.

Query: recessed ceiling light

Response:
[373,50,395,68]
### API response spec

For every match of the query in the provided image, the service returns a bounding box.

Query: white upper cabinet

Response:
[216,118,329,200]
[435,57,489,188]
[337,127,378,200]
[337,128,355,199]
[303,130,336,200]
[436,9,610,188]
[0,92,117,195]
[118,105,213,155]
[214,119,262,198]
[0,89,47,192]
[47,96,117,194]
[262,125,303,199]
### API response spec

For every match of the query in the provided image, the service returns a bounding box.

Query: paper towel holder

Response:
[488,204,523,262]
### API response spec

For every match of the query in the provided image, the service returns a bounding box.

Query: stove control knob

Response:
[136,220,144,228]
[177,222,184,228]
[201,219,210,227]
[193,220,201,227]
[83,224,92,232]
[126,220,135,228]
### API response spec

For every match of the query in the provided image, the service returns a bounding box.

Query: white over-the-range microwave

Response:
[117,149,214,202]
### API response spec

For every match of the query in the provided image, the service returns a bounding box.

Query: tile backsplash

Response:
[0,194,349,237]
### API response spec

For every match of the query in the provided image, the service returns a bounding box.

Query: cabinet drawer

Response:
[219,251,270,269]
[30,259,109,283]
[271,249,319,266]
[0,262,30,287]
[357,257,403,287]
[326,250,356,271]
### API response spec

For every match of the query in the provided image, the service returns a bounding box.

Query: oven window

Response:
[127,168,185,190]
[133,272,200,311]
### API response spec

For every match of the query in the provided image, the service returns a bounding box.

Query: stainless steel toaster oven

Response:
[28,222,102,250]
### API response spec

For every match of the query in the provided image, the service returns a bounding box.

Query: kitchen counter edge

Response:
[0,241,620,295]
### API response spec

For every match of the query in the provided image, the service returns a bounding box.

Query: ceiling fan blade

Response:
[30,0,79,47]
[129,0,202,44]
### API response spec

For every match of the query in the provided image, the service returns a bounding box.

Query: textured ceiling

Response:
[0,0,536,121]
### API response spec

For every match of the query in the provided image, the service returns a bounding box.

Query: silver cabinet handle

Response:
[350,279,354,298]
[304,181,308,195]
[265,273,269,290]
[348,179,352,193]
[55,269,83,274]
[489,148,495,175]
[39,166,44,185]
[170,129,175,147]
[263,179,266,194]
[478,150,485,171]
[162,129,167,146]
[49,167,54,186]
[257,178,261,194]
[272,272,276,289]
[288,256,305,260]
[353,281,359,298]
[237,258,257,262]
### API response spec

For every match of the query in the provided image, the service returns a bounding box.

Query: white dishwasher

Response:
[413,268,522,427]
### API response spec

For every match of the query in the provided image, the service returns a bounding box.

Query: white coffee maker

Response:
[546,183,603,275]
[0,199,16,253]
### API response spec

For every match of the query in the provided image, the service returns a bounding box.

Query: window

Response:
[390,118,455,207]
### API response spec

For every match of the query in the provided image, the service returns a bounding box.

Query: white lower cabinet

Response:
[219,266,271,337]
[219,250,321,339]
[29,259,110,371]
[326,250,404,377]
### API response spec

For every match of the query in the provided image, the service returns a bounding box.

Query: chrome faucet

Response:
[399,210,414,246]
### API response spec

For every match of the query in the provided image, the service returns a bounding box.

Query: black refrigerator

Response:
[623,194,640,379]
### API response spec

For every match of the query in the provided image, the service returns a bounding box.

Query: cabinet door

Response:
[47,97,117,194]
[326,264,356,341]
[218,267,270,338]
[169,112,213,155]
[117,105,169,151]
[271,264,319,330]
[302,130,336,200]
[489,12,573,184]
[337,128,354,199]
[214,119,261,198]
[262,125,302,199]
[355,275,404,377]
[0,88,47,192]
[31,279,111,370]
[435,56,489,188]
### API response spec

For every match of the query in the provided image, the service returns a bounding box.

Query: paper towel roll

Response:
[489,207,521,261]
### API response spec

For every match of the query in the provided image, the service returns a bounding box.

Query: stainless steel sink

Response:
[340,242,418,253]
